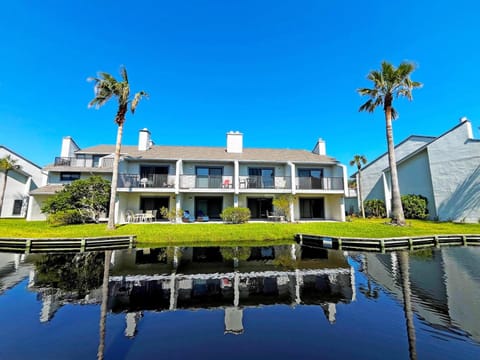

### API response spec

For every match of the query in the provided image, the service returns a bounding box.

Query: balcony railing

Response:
[118,174,176,188]
[239,176,291,189]
[54,157,114,168]
[296,176,344,190]
[180,175,234,189]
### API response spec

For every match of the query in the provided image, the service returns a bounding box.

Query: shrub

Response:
[160,207,183,223]
[220,207,251,224]
[401,194,428,220]
[47,209,85,226]
[364,199,387,218]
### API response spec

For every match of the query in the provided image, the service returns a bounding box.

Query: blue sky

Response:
[1,1,479,175]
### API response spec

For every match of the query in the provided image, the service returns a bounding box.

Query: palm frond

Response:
[131,91,149,114]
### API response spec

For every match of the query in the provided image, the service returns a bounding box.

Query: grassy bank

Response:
[1,218,479,245]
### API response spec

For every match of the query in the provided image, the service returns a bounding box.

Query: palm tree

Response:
[349,155,367,218]
[0,155,20,216]
[88,66,148,230]
[358,61,422,225]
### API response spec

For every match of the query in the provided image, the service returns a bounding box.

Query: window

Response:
[195,167,223,188]
[60,172,81,181]
[298,168,324,189]
[248,168,274,188]
[12,199,23,215]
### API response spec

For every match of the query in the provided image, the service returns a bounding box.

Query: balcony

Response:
[239,176,291,189]
[296,176,344,191]
[180,175,234,189]
[54,157,113,168]
[118,174,176,189]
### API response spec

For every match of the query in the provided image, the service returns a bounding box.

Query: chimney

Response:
[312,138,326,155]
[226,131,243,153]
[138,128,152,151]
[61,136,80,157]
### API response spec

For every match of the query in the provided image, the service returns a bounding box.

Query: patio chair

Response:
[126,210,136,223]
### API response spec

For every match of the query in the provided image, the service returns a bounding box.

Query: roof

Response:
[349,134,436,178]
[0,145,42,170]
[77,145,339,164]
[29,184,64,195]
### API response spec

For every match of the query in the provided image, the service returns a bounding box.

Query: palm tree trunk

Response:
[398,251,417,360]
[0,171,8,216]
[107,124,124,230]
[385,107,405,225]
[358,170,365,218]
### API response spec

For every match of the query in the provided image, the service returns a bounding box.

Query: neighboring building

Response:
[351,118,480,222]
[0,146,44,218]
[28,129,348,222]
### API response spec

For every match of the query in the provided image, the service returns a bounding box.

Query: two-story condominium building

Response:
[28,129,348,223]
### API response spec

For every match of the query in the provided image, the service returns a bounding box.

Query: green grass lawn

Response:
[1,218,479,246]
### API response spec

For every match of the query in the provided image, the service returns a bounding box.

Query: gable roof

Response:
[76,145,339,164]
[349,135,435,178]
[0,145,42,170]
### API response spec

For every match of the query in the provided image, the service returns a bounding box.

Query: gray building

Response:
[351,119,480,222]
[0,146,44,218]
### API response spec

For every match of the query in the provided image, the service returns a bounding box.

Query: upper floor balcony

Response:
[296,176,344,191]
[239,175,291,190]
[54,157,113,168]
[180,175,234,189]
[118,173,176,189]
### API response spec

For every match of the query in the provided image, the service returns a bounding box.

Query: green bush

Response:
[220,207,251,224]
[364,199,387,218]
[401,194,429,219]
[47,209,85,225]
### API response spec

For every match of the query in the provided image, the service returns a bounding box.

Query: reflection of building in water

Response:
[360,247,480,343]
[108,245,355,337]
[25,245,355,335]
[0,253,32,295]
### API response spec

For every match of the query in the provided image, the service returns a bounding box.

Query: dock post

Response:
[462,235,467,246]
[129,236,134,249]
[408,238,413,250]
[299,234,303,246]
[434,236,439,248]
[25,239,31,254]
[80,238,86,253]
[380,239,385,253]
[338,238,342,250]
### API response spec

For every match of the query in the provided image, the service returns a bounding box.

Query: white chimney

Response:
[138,128,152,151]
[226,131,243,153]
[312,138,326,155]
[61,136,80,157]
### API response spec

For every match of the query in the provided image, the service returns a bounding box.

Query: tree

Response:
[88,66,148,230]
[272,194,294,221]
[0,155,20,216]
[41,176,111,224]
[349,155,367,218]
[358,61,422,225]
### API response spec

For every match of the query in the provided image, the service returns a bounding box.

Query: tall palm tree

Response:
[349,154,367,218]
[0,155,20,216]
[88,66,148,230]
[358,61,422,225]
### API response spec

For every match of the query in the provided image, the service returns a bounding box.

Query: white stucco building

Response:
[351,118,480,222]
[0,146,43,218]
[28,129,348,223]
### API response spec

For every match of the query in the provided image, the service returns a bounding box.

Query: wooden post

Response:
[80,238,86,252]
[338,238,342,251]
[462,235,467,246]
[434,236,439,248]
[25,239,31,254]
[408,238,413,250]
[380,239,385,253]
[129,236,134,249]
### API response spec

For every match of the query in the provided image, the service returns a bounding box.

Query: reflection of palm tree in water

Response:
[97,250,112,360]
[398,251,417,360]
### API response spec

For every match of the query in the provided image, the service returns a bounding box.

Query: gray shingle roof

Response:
[77,145,338,164]
[29,184,64,195]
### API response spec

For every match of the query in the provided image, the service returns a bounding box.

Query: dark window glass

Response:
[60,172,81,181]
[12,199,22,215]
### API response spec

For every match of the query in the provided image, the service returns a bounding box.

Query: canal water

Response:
[0,244,479,359]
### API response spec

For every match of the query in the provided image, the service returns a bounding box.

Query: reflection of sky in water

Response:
[0,246,479,359]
